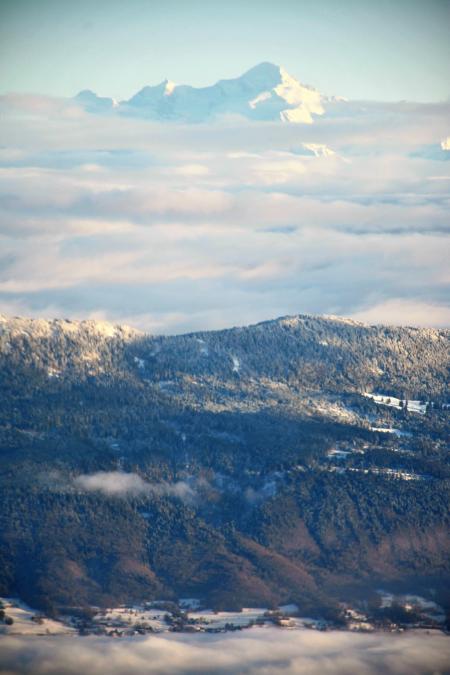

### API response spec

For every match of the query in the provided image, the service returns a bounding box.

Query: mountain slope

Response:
[0,313,449,614]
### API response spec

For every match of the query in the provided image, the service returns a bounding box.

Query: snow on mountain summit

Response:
[74,63,328,124]
[243,63,324,123]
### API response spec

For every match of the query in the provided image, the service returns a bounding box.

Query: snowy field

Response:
[94,606,168,633]
[188,607,267,630]
[0,598,75,636]
[364,393,427,415]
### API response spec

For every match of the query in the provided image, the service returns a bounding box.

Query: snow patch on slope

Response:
[275,67,324,124]
[249,91,272,109]
[302,143,336,157]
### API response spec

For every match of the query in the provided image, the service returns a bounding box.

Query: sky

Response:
[0,0,450,101]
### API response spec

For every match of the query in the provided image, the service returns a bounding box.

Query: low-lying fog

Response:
[1,627,449,675]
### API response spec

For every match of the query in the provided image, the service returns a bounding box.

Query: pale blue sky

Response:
[0,0,449,101]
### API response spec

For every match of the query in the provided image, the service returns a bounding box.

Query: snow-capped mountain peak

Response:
[74,62,330,124]
[272,66,324,123]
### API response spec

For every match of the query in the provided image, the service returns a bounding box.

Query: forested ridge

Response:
[0,313,449,616]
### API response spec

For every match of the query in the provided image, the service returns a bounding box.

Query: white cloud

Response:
[74,471,195,501]
[350,299,450,328]
[0,628,449,674]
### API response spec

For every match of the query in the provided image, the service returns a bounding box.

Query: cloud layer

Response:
[1,627,449,674]
[0,96,449,333]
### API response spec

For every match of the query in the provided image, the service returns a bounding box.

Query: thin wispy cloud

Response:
[74,471,195,501]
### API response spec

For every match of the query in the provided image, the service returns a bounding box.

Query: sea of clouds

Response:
[1,627,449,674]
[0,94,449,333]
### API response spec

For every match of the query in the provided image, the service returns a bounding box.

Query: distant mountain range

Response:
[74,62,345,123]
